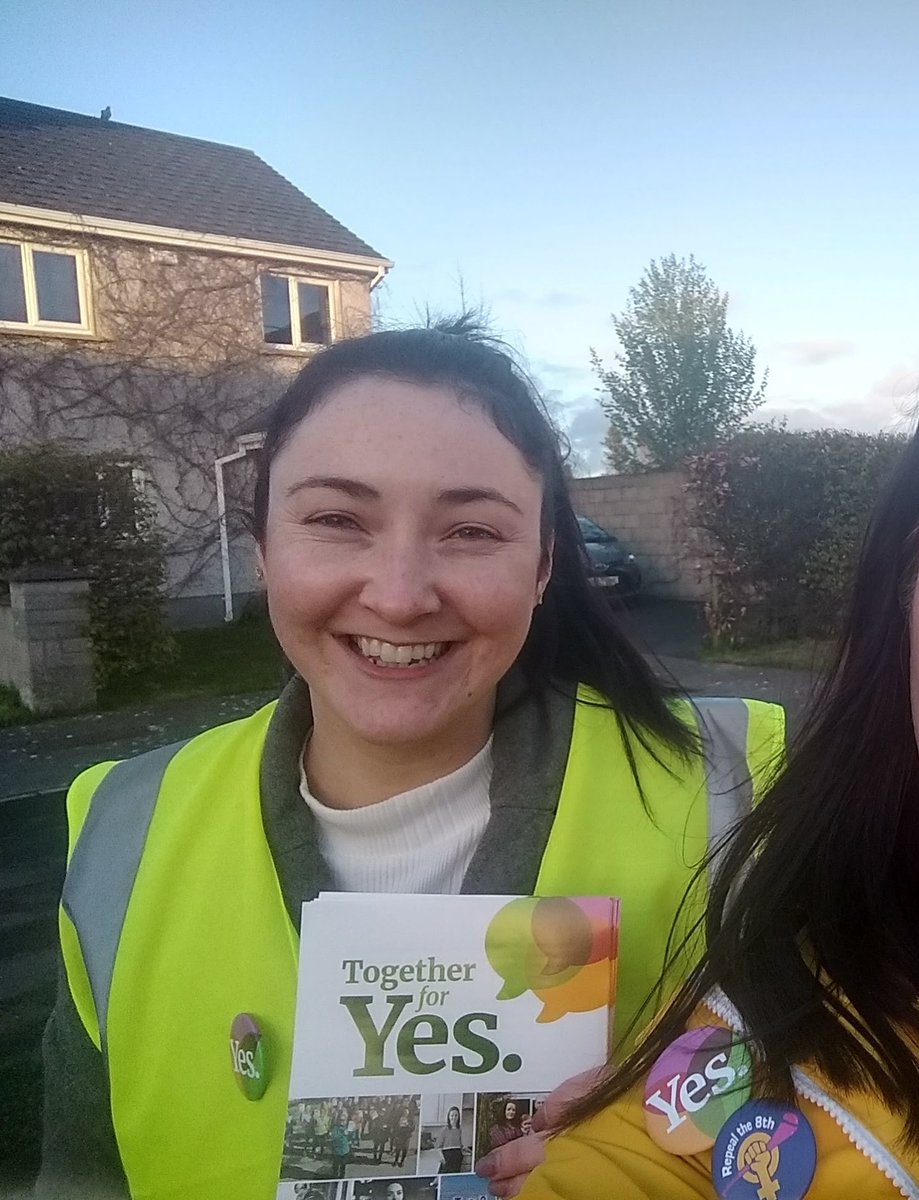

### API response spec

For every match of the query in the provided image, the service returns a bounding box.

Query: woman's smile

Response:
[347,635,451,667]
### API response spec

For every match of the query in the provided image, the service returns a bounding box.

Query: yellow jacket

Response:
[520,995,918,1199]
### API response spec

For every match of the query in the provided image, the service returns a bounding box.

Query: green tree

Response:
[593,255,767,472]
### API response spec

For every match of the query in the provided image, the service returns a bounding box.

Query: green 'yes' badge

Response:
[230,1012,268,1101]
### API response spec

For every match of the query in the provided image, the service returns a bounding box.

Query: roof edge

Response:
[0,201,393,281]
[0,96,267,158]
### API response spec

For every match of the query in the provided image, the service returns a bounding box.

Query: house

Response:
[0,97,391,624]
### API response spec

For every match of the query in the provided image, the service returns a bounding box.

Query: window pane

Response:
[261,273,292,344]
[298,282,331,344]
[0,244,27,322]
[34,250,81,323]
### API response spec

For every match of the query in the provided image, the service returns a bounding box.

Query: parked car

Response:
[576,515,642,598]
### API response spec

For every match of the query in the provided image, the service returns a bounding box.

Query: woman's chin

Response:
[339,711,455,750]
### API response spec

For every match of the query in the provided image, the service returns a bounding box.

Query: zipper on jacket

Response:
[703,988,919,1200]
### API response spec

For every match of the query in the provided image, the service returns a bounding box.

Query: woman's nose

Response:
[357,542,441,623]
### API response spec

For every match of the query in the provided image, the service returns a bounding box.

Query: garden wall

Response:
[569,469,708,601]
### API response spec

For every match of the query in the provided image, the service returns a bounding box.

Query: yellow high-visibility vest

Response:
[59,689,784,1199]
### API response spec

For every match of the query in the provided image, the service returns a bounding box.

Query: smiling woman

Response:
[260,375,550,806]
[37,318,784,1200]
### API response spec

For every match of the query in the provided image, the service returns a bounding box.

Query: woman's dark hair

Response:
[252,315,695,759]
[566,425,919,1140]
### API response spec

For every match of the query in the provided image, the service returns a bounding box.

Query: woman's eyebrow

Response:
[285,475,379,501]
[437,486,523,515]
[286,479,523,516]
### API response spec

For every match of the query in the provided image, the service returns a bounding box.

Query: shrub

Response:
[0,445,175,689]
[686,427,905,645]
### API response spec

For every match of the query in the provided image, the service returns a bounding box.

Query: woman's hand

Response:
[474,1068,604,1198]
[475,1130,546,1198]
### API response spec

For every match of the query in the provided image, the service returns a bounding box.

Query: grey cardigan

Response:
[37,674,577,1198]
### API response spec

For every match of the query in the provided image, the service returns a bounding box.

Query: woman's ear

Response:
[537,534,555,604]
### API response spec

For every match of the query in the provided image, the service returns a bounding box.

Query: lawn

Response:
[0,617,285,727]
[700,637,833,672]
[100,616,285,708]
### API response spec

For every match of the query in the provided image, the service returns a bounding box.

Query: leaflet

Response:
[278,893,620,1200]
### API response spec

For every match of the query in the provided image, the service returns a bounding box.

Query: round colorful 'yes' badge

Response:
[643,1026,753,1154]
[712,1100,817,1200]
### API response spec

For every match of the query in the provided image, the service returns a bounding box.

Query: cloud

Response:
[492,289,588,308]
[540,290,587,308]
[862,365,919,426]
[555,394,609,475]
[757,366,919,434]
[774,339,855,366]
[534,359,594,385]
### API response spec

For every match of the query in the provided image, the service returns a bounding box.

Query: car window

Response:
[577,515,616,543]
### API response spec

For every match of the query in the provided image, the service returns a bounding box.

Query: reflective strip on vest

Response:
[694,697,752,888]
[62,741,188,1050]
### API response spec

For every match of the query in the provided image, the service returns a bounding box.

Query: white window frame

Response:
[258,271,339,350]
[0,240,93,335]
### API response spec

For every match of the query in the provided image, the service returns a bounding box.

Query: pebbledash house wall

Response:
[0,221,375,625]
[568,469,710,602]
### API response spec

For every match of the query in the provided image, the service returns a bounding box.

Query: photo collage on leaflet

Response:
[277,1090,549,1200]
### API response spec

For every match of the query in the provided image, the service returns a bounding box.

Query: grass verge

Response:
[701,638,833,672]
[99,616,284,709]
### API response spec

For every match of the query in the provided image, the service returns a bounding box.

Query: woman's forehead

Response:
[271,376,542,494]
[285,375,502,443]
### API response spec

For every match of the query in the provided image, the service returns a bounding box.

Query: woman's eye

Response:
[448,525,500,541]
[305,513,360,531]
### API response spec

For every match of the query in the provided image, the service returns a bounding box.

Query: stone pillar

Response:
[5,565,96,713]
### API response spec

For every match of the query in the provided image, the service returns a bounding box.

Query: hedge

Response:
[0,445,175,689]
[685,427,906,645]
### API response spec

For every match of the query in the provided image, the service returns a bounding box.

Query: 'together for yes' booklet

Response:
[277,894,620,1200]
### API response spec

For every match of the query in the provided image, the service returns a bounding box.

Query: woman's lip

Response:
[335,638,455,648]
[338,634,455,645]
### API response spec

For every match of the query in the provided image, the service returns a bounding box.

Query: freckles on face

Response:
[259,376,551,751]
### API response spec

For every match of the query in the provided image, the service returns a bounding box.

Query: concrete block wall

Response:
[1,566,96,712]
[569,469,710,601]
[0,600,27,689]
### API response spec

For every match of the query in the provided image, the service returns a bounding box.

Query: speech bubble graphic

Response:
[485,896,618,1020]
[531,896,594,976]
[485,897,541,1000]
[533,955,615,1023]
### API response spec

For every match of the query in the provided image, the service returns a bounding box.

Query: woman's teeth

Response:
[353,637,447,666]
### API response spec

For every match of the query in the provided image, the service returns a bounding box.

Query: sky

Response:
[3,0,918,472]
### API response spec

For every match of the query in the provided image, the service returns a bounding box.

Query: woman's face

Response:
[262,376,550,754]
[504,1101,517,1121]
[448,1106,460,1127]
[385,1186,404,1200]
